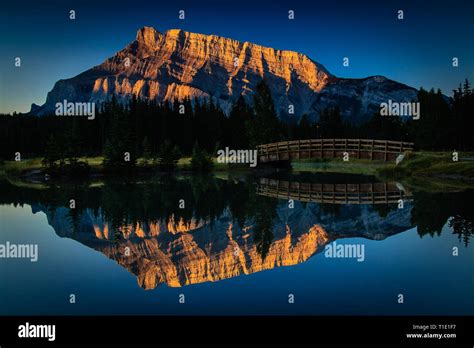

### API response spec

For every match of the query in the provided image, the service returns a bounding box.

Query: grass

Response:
[291,151,474,180]
[377,151,474,180]
[0,156,104,177]
[0,157,45,177]
[398,175,474,192]
[2,152,474,188]
[291,151,474,191]
[0,155,248,178]
[292,157,386,175]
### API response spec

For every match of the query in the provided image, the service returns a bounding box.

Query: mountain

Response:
[32,200,413,289]
[30,26,418,122]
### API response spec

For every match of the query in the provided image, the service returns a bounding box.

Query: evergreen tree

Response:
[103,96,137,169]
[319,107,344,138]
[190,142,213,171]
[452,78,474,150]
[296,114,313,139]
[158,140,181,170]
[411,88,451,150]
[462,78,471,96]
[248,80,283,147]
[42,134,62,169]
[141,136,153,164]
[363,112,407,141]
[63,121,83,166]
[228,95,252,148]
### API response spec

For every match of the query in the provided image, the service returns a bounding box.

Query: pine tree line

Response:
[0,79,473,165]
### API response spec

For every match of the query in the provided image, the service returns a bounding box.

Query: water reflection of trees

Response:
[319,204,341,218]
[411,190,474,246]
[0,179,472,248]
[372,203,399,218]
[0,176,275,258]
[99,176,278,259]
[449,215,473,247]
[251,197,277,260]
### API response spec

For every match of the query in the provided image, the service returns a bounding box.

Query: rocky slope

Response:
[33,200,414,289]
[31,26,417,121]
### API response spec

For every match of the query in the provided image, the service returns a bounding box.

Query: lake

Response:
[0,173,472,315]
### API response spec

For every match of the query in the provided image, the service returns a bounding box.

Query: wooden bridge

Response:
[257,139,414,163]
[256,178,412,205]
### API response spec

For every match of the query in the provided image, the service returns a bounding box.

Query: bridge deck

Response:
[257,138,414,162]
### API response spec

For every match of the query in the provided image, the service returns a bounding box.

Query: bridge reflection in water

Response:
[257,178,412,204]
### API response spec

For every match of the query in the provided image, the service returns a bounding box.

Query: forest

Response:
[0,79,472,172]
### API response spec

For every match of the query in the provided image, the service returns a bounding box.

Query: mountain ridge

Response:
[30,26,418,122]
[32,200,414,289]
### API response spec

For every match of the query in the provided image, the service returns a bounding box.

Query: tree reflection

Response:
[411,190,474,245]
[0,178,472,247]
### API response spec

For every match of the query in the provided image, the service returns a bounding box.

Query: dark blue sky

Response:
[1,0,473,113]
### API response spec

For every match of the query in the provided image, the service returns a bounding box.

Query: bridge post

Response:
[357,139,360,159]
[298,139,300,159]
[370,140,374,160]
[384,141,388,161]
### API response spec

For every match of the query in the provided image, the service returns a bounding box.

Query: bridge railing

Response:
[256,178,412,204]
[257,138,414,161]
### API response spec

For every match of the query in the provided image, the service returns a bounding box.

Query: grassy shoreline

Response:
[2,152,474,188]
[292,151,474,178]
[0,156,253,181]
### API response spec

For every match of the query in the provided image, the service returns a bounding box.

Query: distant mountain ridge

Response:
[32,200,413,289]
[31,26,418,122]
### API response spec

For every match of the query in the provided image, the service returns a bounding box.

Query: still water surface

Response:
[0,173,472,315]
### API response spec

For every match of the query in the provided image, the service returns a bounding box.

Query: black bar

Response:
[0,316,472,346]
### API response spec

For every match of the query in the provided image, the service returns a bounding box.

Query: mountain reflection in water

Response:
[0,174,472,290]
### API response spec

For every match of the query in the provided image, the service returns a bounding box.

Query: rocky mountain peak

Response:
[30,26,418,122]
[135,26,162,50]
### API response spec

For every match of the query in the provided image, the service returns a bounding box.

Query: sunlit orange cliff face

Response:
[32,26,418,121]
[92,216,329,290]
